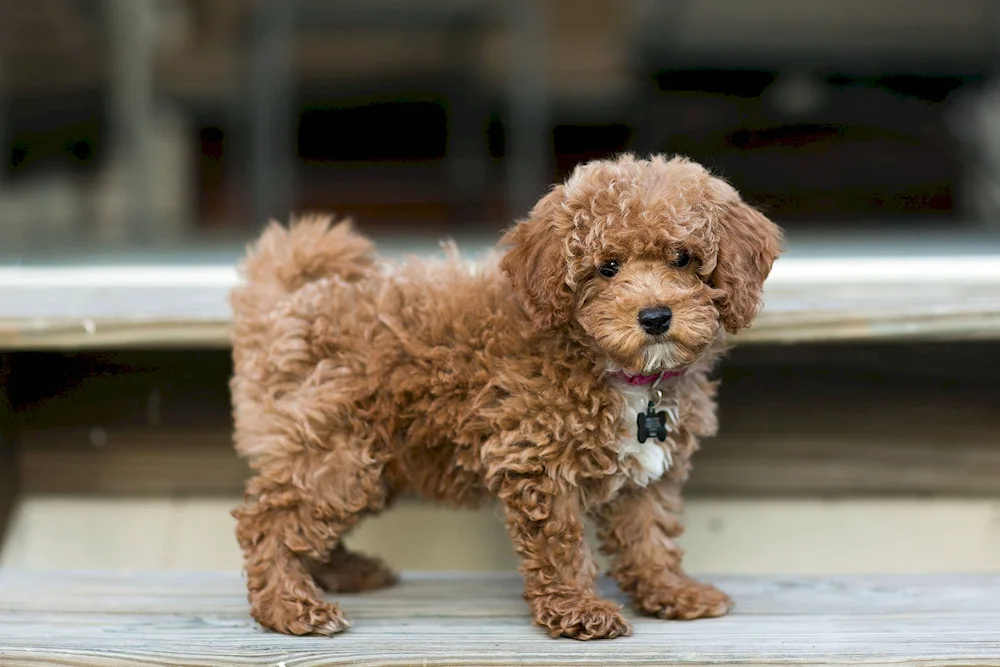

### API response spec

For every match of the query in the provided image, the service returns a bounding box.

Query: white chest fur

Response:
[613,381,672,487]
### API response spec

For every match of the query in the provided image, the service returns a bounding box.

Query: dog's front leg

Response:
[490,467,632,640]
[594,480,732,620]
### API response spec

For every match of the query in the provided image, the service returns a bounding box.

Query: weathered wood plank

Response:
[0,572,999,666]
[6,496,1000,574]
[0,254,999,349]
[16,345,1000,497]
[19,420,1000,497]
[20,428,248,495]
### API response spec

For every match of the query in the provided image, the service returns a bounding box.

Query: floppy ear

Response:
[499,187,573,330]
[710,200,783,333]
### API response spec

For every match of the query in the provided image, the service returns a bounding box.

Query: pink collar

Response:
[611,369,685,386]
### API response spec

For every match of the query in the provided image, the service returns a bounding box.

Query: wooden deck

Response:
[1,572,998,666]
[1,240,999,349]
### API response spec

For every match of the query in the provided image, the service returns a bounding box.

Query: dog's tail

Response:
[230,214,375,324]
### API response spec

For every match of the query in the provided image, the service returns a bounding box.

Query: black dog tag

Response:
[636,401,668,443]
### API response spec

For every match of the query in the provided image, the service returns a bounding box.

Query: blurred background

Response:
[2,0,1000,576]
[3,0,1000,255]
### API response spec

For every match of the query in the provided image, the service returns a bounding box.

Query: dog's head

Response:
[500,154,783,374]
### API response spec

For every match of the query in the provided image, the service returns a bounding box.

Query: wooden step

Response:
[0,237,998,349]
[0,571,998,666]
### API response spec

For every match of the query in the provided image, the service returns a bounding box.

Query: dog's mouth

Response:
[586,308,720,376]
[610,368,686,385]
[638,339,685,374]
[606,342,690,377]
[604,336,713,377]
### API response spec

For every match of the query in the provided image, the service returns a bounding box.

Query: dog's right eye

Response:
[598,260,620,278]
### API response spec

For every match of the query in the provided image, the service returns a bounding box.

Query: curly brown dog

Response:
[230,154,783,640]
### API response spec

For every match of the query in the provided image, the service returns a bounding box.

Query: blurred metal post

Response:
[956,1,1000,228]
[249,0,295,227]
[445,12,488,225]
[988,0,1000,229]
[0,44,5,196]
[504,0,548,219]
[107,0,155,244]
[625,0,688,156]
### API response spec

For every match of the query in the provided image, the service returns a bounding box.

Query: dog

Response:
[229,154,783,640]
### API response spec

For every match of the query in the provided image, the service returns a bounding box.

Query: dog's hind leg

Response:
[310,542,398,593]
[233,433,390,636]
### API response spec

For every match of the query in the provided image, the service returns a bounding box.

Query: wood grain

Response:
[1,571,999,666]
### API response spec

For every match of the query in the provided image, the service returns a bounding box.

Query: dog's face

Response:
[500,155,783,374]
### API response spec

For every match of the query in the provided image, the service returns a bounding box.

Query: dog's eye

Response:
[672,250,692,268]
[598,260,620,278]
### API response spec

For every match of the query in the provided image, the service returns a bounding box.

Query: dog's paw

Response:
[636,577,733,620]
[252,598,352,636]
[534,596,633,640]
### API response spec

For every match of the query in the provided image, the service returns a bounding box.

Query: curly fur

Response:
[230,154,783,639]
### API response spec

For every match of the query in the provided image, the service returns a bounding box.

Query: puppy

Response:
[230,154,783,640]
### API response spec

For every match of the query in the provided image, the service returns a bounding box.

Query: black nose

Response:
[638,307,672,335]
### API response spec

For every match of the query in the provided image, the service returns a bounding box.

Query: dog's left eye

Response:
[598,260,620,278]
[672,250,692,268]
